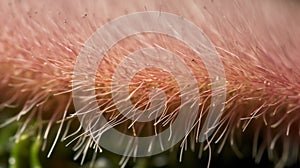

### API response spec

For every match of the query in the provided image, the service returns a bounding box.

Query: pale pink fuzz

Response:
[0,0,299,167]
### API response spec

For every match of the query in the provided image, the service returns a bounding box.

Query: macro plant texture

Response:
[0,0,300,168]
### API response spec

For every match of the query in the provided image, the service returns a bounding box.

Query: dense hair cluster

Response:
[0,0,299,167]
